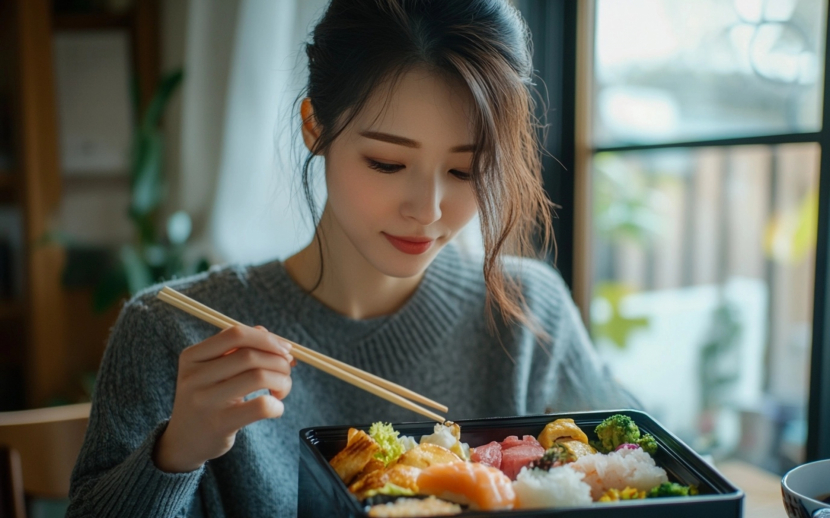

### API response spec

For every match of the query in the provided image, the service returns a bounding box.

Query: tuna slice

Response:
[471,441,502,470]
[499,436,544,480]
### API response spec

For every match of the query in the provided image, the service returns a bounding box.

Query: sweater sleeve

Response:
[522,262,642,413]
[66,295,205,518]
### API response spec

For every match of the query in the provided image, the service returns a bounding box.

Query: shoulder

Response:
[112,261,268,350]
[502,254,571,306]
[431,245,572,316]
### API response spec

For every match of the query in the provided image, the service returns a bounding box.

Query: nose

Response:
[401,172,442,226]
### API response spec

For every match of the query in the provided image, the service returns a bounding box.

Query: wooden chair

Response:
[0,446,26,518]
[0,403,90,506]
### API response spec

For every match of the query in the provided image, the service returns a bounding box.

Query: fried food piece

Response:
[354,458,385,482]
[395,443,462,469]
[349,464,422,501]
[445,421,461,441]
[367,496,462,517]
[330,428,381,484]
[537,418,590,449]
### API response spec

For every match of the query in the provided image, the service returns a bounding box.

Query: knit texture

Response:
[67,244,636,517]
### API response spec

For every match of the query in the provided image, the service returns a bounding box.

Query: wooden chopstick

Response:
[156,286,447,423]
[158,286,448,413]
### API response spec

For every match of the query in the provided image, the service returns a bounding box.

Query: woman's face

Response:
[311,68,479,279]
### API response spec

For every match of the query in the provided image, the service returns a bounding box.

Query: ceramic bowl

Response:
[781,459,830,518]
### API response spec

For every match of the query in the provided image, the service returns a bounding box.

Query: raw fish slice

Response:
[501,443,545,480]
[470,441,502,470]
[500,435,541,450]
[416,461,516,510]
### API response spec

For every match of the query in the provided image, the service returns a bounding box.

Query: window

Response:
[587,0,829,473]
[518,0,830,472]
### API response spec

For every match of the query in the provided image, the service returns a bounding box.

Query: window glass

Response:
[593,0,827,147]
[591,143,818,472]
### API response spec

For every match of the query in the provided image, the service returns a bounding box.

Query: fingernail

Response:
[272,337,290,355]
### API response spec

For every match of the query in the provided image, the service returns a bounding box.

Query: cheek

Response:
[442,182,478,232]
[325,161,394,227]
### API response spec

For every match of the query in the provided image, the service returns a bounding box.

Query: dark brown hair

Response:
[301,0,553,336]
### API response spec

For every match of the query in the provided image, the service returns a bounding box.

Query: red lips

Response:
[383,233,434,255]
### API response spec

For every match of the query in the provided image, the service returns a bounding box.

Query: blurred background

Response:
[0,0,827,517]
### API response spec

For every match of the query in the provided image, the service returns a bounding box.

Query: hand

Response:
[153,325,293,473]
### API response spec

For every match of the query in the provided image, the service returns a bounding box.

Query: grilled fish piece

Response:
[395,443,462,469]
[329,428,380,484]
[349,464,422,501]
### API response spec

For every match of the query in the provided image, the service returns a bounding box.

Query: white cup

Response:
[781,459,830,518]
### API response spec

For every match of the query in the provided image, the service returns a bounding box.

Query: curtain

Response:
[170,0,327,266]
[171,0,483,267]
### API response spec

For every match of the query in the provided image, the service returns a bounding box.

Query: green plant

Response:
[49,69,209,313]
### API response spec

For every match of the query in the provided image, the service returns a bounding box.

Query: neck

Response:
[284,206,424,320]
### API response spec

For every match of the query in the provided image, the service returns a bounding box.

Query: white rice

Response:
[513,466,593,508]
[570,448,668,500]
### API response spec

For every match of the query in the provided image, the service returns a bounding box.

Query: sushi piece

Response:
[470,441,502,470]
[367,496,462,517]
[395,443,462,469]
[330,428,381,484]
[417,461,516,510]
[500,435,545,480]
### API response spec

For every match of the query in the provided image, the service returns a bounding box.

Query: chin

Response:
[367,246,442,279]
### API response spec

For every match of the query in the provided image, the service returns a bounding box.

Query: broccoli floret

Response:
[647,482,697,498]
[637,434,658,454]
[594,415,641,453]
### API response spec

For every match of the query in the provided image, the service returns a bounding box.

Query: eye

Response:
[450,170,473,181]
[366,158,404,174]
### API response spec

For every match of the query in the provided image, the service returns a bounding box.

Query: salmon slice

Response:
[416,462,516,510]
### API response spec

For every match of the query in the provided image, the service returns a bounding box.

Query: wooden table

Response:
[716,460,788,518]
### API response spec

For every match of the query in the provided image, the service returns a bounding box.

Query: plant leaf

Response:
[130,131,164,216]
[120,244,153,294]
[142,69,184,131]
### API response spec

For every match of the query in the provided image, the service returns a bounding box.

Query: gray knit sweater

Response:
[67,244,636,517]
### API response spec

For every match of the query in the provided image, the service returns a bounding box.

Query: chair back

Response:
[0,403,90,499]
[0,446,25,518]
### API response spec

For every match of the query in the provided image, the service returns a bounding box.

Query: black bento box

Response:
[298,409,744,517]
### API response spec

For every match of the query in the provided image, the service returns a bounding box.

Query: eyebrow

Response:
[359,131,475,153]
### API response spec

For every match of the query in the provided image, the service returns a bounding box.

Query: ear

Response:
[300,97,322,154]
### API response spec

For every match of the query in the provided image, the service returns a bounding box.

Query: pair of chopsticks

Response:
[156,286,447,423]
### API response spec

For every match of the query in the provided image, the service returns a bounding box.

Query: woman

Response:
[67,0,636,516]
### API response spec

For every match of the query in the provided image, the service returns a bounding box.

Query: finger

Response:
[182,325,292,363]
[222,394,285,432]
[206,368,293,403]
[188,347,292,387]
